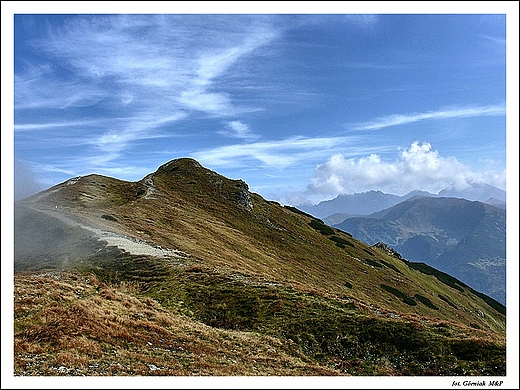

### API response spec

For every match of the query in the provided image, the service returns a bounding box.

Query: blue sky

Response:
[5,3,518,205]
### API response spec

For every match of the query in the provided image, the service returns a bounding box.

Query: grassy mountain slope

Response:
[14,158,506,376]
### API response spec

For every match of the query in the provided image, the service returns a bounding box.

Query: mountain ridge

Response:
[299,185,506,221]
[13,158,506,376]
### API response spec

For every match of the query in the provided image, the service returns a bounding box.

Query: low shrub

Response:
[438,294,457,309]
[379,259,402,274]
[381,284,416,306]
[414,294,439,310]
[364,259,383,268]
[309,219,335,236]
[329,235,355,248]
[101,214,118,222]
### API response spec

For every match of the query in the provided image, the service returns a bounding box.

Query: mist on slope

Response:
[14,160,46,201]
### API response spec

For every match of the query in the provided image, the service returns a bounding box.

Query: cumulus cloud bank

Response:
[306,141,506,197]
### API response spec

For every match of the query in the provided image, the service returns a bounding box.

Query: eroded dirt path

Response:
[26,205,189,259]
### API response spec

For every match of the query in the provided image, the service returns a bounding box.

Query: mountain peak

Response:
[155,157,204,174]
[438,183,505,202]
[148,158,253,212]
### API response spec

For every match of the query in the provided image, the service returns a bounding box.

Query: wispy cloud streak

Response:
[351,105,506,131]
[217,121,259,140]
[14,15,282,167]
[14,120,102,131]
[191,135,373,170]
[19,15,279,116]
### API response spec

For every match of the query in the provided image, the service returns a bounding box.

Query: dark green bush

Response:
[438,294,457,309]
[364,259,383,268]
[414,294,438,310]
[403,296,418,306]
[101,214,118,222]
[381,284,416,305]
[381,284,407,299]
[362,248,374,256]
[284,205,317,219]
[330,235,355,248]
[379,259,402,274]
[309,219,335,235]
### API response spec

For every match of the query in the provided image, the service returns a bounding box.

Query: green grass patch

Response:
[467,288,506,315]
[144,269,503,375]
[76,248,172,287]
[406,261,465,292]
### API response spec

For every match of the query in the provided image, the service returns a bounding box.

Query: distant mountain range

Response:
[333,196,506,305]
[298,184,506,222]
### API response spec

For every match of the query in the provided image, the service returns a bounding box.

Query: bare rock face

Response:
[235,180,253,211]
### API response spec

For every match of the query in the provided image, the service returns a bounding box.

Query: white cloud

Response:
[479,34,506,45]
[192,135,355,170]
[178,89,232,114]
[306,141,506,197]
[351,105,506,131]
[23,14,279,116]
[344,14,379,28]
[14,120,101,132]
[90,113,188,158]
[218,121,259,140]
[15,69,107,110]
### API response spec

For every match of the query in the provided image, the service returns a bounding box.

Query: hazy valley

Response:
[332,197,506,305]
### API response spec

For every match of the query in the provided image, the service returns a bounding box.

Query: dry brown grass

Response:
[13,271,341,376]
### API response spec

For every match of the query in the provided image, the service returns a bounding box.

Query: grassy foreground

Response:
[14,264,505,376]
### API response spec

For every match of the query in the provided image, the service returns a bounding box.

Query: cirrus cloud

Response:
[218,121,259,140]
[351,105,505,131]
